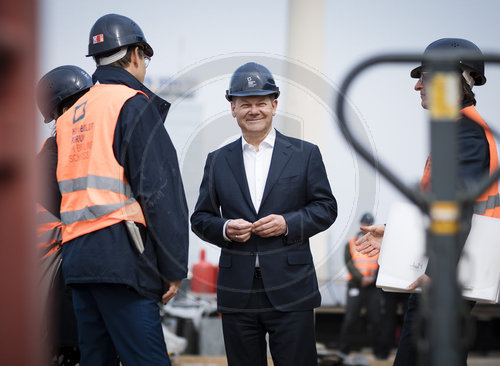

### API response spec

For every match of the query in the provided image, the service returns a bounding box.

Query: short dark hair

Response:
[56,89,89,119]
[461,76,476,106]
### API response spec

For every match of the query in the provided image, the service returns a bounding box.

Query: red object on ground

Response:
[191,249,217,293]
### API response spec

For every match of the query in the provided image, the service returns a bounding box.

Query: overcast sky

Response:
[38,0,500,273]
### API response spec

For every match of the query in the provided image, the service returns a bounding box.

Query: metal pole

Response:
[425,62,462,365]
[335,52,500,365]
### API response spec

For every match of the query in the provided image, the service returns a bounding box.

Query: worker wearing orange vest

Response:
[36,65,93,365]
[340,213,384,362]
[394,38,495,366]
[36,202,63,338]
[37,203,62,258]
[346,235,379,284]
[56,83,147,243]
[350,38,496,366]
[420,105,500,218]
[56,14,188,366]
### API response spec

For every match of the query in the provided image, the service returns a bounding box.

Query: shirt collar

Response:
[242,128,276,151]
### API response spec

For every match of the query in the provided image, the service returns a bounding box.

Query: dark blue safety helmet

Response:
[87,14,153,58]
[360,212,374,225]
[411,38,486,86]
[226,62,280,101]
[36,65,93,123]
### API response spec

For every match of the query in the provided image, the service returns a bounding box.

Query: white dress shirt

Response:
[242,129,275,213]
[223,129,276,267]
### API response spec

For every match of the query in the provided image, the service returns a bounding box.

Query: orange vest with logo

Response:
[37,204,62,258]
[420,105,500,218]
[56,84,147,242]
[347,237,379,281]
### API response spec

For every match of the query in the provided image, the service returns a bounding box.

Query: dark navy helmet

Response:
[360,213,374,225]
[87,14,153,58]
[36,65,93,123]
[226,62,280,101]
[411,38,486,86]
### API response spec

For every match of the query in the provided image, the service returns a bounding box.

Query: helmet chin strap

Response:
[96,47,127,66]
[462,69,475,88]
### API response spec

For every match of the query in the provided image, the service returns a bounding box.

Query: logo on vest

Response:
[73,102,87,124]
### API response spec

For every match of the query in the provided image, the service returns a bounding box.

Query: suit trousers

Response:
[72,283,170,366]
[221,271,317,366]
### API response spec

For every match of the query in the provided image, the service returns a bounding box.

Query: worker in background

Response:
[191,62,338,366]
[36,65,93,366]
[352,226,409,360]
[339,212,384,365]
[56,14,189,366]
[377,289,409,360]
[355,38,499,366]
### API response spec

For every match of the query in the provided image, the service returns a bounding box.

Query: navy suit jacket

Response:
[191,130,337,312]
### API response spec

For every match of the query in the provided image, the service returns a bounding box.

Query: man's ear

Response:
[130,46,140,67]
[231,101,236,117]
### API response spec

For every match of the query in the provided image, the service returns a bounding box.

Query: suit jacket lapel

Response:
[224,138,257,216]
[260,131,293,207]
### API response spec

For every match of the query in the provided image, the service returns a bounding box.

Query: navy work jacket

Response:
[61,66,189,300]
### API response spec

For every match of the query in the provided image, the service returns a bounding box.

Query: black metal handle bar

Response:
[335,53,500,213]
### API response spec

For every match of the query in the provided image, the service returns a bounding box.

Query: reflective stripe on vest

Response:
[420,105,500,218]
[37,204,62,258]
[56,84,147,242]
[347,237,379,281]
[58,174,133,196]
[461,106,500,218]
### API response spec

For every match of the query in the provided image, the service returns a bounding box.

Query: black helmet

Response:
[87,14,153,58]
[360,213,374,225]
[411,38,486,86]
[36,65,93,123]
[226,62,280,101]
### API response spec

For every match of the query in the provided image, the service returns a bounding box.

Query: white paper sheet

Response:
[458,214,500,303]
[376,201,500,303]
[376,201,427,293]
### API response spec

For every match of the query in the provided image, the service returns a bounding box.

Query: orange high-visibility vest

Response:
[56,84,146,242]
[37,204,62,258]
[347,237,379,281]
[420,105,500,218]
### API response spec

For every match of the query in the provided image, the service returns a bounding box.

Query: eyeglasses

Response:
[137,45,151,68]
[419,71,429,82]
[144,55,151,68]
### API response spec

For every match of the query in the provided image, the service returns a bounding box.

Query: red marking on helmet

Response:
[92,34,104,44]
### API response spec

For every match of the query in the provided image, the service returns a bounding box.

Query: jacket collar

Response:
[260,130,293,206]
[92,66,170,121]
[224,129,293,216]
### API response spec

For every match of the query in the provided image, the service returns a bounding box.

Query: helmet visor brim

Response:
[226,90,280,101]
[142,42,154,57]
[410,66,422,79]
[410,64,486,85]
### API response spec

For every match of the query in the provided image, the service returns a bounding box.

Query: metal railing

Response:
[335,53,500,365]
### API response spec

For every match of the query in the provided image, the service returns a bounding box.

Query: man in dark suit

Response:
[191,62,338,366]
